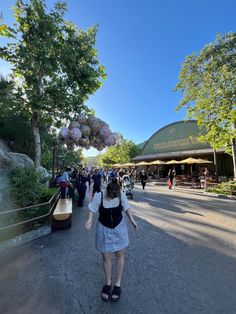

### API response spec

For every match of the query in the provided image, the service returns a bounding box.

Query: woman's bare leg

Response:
[102,252,113,299]
[115,250,125,287]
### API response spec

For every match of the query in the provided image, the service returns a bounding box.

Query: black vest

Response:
[98,193,123,229]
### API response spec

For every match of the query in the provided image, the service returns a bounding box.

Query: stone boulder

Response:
[36,166,50,187]
[7,152,34,169]
[0,139,35,211]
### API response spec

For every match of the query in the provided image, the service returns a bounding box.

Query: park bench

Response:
[52,198,72,230]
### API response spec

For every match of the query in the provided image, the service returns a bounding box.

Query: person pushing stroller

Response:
[121,173,133,199]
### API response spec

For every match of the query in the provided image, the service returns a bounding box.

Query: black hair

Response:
[106,177,121,199]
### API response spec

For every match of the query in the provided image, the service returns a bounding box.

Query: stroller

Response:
[122,175,133,200]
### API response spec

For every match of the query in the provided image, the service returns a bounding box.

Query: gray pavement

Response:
[0,183,236,314]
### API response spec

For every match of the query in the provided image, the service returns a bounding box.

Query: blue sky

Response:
[1,0,236,156]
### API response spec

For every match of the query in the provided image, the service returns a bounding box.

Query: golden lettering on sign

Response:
[153,137,199,151]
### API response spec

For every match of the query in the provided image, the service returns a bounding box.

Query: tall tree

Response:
[0,0,106,168]
[100,137,141,166]
[175,33,236,179]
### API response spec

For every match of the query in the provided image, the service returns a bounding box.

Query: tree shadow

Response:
[0,199,236,313]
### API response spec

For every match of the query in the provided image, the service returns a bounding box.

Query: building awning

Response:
[132,148,225,161]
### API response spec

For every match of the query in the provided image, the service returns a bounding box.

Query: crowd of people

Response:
[54,166,151,205]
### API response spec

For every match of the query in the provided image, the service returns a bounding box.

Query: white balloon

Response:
[99,125,111,139]
[68,121,80,130]
[58,127,69,139]
[81,125,91,137]
[69,127,82,142]
[76,114,88,125]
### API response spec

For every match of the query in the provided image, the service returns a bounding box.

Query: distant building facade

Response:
[133,120,233,177]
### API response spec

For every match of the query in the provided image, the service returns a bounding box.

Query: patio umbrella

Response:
[178,157,200,176]
[166,160,181,164]
[180,157,200,164]
[149,160,165,165]
[112,163,123,168]
[196,158,213,164]
[122,162,136,167]
[135,161,150,166]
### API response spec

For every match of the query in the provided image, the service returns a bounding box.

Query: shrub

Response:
[39,187,58,202]
[10,167,45,207]
[207,181,236,196]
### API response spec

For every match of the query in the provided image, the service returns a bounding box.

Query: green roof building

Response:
[134,120,233,177]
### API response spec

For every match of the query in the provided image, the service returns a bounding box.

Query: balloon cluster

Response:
[58,114,119,151]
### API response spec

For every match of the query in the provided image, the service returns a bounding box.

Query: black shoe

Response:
[101,284,111,302]
[111,286,121,302]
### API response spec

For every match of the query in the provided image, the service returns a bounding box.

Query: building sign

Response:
[142,121,211,155]
[153,136,199,151]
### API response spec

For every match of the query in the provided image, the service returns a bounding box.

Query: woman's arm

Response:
[125,208,138,229]
[85,211,94,230]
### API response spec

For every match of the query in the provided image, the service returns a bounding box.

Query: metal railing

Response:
[0,189,60,240]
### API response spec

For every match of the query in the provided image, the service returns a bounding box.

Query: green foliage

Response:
[40,187,58,202]
[10,167,45,207]
[84,155,102,168]
[206,181,236,196]
[100,138,141,166]
[0,0,106,166]
[63,148,84,168]
[175,32,236,154]
[0,112,34,157]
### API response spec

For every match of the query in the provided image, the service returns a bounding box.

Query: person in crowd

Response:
[167,169,174,189]
[92,169,101,195]
[118,168,125,185]
[88,169,94,188]
[203,167,210,188]
[76,170,89,207]
[54,171,63,187]
[68,167,77,199]
[99,168,105,185]
[103,169,108,184]
[85,177,138,302]
[108,169,116,183]
[60,167,71,198]
[128,168,136,188]
[139,169,148,190]
[108,169,113,183]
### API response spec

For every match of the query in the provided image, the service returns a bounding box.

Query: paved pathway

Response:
[0,184,236,314]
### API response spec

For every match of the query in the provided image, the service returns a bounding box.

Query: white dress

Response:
[88,191,130,253]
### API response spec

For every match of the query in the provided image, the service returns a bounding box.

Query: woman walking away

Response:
[76,170,88,207]
[85,178,138,302]
[139,169,148,190]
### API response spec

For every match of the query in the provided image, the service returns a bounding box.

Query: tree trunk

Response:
[32,112,41,169]
[52,147,56,182]
[232,138,236,180]
[213,149,218,177]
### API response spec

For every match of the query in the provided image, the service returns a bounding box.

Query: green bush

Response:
[207,181,236,195]
[39,187,58,202]
[10,167,45,207]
